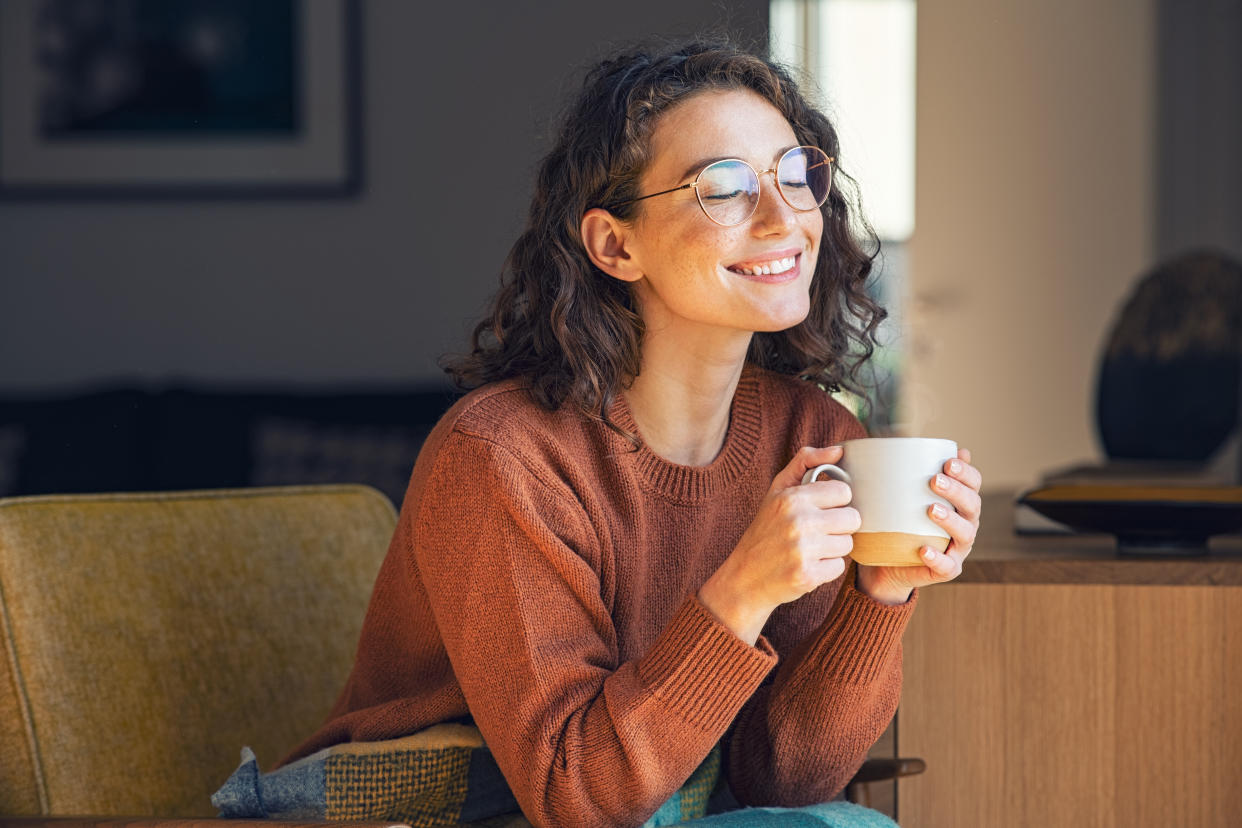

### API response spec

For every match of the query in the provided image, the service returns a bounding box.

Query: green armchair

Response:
[0,485,403,824]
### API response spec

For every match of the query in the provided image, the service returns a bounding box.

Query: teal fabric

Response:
[676,801,898,827]
[644,795,686,826]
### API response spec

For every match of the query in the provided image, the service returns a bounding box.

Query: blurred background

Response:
[0,0,1238,501]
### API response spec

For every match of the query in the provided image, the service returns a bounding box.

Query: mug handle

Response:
[801,463,852,486]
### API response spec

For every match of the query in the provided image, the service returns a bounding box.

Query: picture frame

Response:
[0,0,362,198]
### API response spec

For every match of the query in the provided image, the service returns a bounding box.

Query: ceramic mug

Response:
[800,437,959,567]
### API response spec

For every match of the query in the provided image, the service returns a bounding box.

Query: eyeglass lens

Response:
[695,147,832,226]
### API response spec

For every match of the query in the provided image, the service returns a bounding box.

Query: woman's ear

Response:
[580,208,643,283]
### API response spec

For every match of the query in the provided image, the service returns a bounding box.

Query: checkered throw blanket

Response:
[211,723,895,827]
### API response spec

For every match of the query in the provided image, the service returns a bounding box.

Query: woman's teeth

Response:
[729,255,797,276]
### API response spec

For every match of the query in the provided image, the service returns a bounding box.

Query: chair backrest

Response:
[0,485,397,817]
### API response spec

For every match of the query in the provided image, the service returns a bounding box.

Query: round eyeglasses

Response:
[614,145,834,227]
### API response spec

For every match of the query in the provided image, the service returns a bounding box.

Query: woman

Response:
[284,39,982,826]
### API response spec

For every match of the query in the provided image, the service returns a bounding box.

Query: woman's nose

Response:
[749,169,798,233]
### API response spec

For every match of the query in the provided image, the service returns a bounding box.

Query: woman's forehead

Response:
[646,88,800,175]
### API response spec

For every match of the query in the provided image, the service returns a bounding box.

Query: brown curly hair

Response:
[443,37,886,431]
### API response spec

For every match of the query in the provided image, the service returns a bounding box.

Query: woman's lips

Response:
[725,252,802,283]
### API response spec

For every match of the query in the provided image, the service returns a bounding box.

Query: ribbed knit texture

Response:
[282,365,917,828]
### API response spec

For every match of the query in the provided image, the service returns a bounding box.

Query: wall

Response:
[7,0,1230,496]
[1156,0,1242,262]
[905,0,1157,491]
[0,0,767,391]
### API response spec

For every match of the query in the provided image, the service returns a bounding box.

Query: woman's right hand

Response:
[697,445,860,646]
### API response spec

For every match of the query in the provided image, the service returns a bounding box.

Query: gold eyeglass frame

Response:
[614,145,835,227]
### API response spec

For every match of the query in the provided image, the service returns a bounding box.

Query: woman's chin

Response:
[750,301,811,333]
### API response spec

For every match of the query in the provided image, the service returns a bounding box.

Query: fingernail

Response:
[949,460,962,474]
[935,474,949,491]
[922,547,936,560]
[931,503,947,518]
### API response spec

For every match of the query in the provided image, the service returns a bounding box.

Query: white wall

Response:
[904,0,1156,491]
[0,0,767,391]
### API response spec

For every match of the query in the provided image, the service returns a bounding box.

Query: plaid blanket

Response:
[211,724,895,827]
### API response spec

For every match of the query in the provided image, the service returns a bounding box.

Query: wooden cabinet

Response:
[896,495,1242,827]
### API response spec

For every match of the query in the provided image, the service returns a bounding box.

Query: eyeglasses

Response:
[614,145,834,227]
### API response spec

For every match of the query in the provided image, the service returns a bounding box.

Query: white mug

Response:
[800,437,958,567]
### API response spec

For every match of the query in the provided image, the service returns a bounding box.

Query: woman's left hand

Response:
[855,448,983,605]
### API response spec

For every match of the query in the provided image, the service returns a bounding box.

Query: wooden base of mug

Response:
[850,532,951,567]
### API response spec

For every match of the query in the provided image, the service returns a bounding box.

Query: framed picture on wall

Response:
[0,0,361,198]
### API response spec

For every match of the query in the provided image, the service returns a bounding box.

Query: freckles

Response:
[804,210,824,243]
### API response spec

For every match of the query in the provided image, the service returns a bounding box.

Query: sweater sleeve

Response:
[412,430,777,828]
[722,400,916,805]
[722,564,916,805]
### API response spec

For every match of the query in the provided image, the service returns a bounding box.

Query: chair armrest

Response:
[849,756,927,784]
[0,819,410,828]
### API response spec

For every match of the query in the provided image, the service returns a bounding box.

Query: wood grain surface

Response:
[898,581,1242,827]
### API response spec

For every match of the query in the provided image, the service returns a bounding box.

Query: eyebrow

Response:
[674,145,800,183]
[676,155,730,182]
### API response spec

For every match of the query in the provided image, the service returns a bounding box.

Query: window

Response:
[771,0,916,433]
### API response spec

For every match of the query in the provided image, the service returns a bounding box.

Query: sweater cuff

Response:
[637,594,777,732]
[806,569,918,685]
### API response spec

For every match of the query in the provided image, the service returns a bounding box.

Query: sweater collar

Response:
[610,364,764,504]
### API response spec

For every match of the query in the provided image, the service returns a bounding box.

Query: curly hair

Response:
[442,37,886,432]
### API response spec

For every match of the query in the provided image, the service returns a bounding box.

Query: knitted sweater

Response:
[283,364,917,827]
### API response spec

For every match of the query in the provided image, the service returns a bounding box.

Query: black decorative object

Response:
[1095,250,1242,463]
[1017,486,1242,555]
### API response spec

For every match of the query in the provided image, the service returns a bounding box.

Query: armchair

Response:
[0,485,920,827]
[0,485,404,824]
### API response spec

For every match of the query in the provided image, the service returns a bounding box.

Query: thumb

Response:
[771,445,846,492]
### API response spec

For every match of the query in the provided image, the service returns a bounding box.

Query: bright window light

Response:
[771,0,916,241]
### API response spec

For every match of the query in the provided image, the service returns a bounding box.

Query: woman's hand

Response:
[698,445,859,645]
[855,448,983,605]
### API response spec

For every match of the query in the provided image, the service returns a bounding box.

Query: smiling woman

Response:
[448,45,889,447]
[580,88,829,391]
[214,37,984,828]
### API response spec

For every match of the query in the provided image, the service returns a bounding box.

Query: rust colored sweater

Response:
[284,365,917,827]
